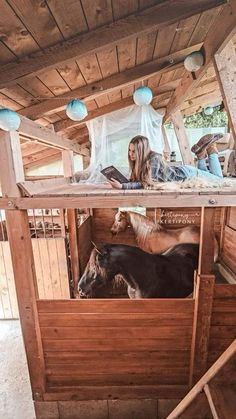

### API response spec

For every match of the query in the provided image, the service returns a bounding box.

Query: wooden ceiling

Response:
[0,0,232,169]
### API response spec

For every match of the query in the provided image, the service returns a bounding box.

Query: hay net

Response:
[75,104,164,184]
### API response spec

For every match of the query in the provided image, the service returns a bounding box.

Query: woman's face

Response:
[128,143,136,161]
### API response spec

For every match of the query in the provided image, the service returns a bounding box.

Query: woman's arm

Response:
[109,178,143,189]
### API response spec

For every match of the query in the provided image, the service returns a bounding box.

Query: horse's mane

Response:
[128,211,162,232]
[127,211,162,250]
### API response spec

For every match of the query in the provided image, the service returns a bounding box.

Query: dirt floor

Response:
[0,320,35,419]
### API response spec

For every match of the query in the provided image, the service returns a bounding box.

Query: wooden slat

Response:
[42,337,191,352]
[43,384,188,401]
[38,312,193,327]
[221,226,236,274]
[7,0,63,48]
[212,298,236,312]
[55,238,70,299]
[46,373,188,386]
[0,242,13,318]
[0,0,226,88]
[44,350,189,364]
[213,284,236,298]
[41,325,192,340]
[211,312,236,326]
[37,298,194,313]
[1,241,19,318]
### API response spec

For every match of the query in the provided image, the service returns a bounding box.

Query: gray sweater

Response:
[122,155,186,189]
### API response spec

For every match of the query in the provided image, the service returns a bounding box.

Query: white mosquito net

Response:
[75,104,164,184]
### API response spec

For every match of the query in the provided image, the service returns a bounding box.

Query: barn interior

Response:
[0,1,236,418]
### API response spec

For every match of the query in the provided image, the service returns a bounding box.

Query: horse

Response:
[78,242,199,299]
[110,210,218,259]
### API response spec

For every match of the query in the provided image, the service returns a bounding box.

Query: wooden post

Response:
[161,125,171,161]
[198,207,216,275]
[62,150,80,296]
[171,110,194,165]
[0,131,45,399]
[189,274,215,386]
[214,40,236,144]
[82,155,90,169]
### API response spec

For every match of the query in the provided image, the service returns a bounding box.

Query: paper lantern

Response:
[0,108,21,131]
[66,99,88,121]
[184,51,204,72]
[204,106,214,115]
[133,86,153,106]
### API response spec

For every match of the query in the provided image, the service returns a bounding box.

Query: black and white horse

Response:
[78,243,199,299]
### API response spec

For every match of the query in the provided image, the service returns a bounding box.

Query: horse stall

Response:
[1,168,236,419]
[1,1,236,417]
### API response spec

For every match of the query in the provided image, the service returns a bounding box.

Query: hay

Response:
[146,177,235,191]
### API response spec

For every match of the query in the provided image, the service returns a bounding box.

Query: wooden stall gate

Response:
[0,211,70,319]
[35,282,236,406]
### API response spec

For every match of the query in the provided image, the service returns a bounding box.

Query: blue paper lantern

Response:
[66,99,88,121]
[204,106,214,115]
[0,108,21,131]
[133,86,153,106]
[184,51,204,72]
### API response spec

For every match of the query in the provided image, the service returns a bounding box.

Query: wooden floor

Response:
[12,179,236,209]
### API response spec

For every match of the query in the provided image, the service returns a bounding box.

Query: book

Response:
[101,165,129,183]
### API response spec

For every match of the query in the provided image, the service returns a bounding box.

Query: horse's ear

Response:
[91,241,103,256]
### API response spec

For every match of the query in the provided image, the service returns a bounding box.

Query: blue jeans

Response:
[181,153,223,180]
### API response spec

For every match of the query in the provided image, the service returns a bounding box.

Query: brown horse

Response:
[110,210,218,259]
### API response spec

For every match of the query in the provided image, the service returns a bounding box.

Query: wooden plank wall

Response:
[208,284,236,371]
[221,207,236,274]
[37,299,194,393]
[0,238,70,319]
[92,207,223,245]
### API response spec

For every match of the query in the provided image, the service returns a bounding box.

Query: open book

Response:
[101,165,129,183]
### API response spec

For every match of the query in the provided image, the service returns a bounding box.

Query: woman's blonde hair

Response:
[128,135,158,186]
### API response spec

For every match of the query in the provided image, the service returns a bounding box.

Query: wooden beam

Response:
[0,131,45,399]
[189,274,215,386]
[54,93,167,132]
[19,45,202,120]
[62,151,80,296]
[17,116,89,156]
[0,1,226,89]
[23,148,61,169]
[1,192,236,210]
[198,207,216,274]
[167,340,236,418]
[214,40,236,142]
[165,1,236,120]
[171,110,194,165]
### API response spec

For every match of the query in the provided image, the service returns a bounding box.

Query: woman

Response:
[109,134,224,190]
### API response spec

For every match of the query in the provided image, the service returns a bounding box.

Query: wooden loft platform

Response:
[0,179,234,209]
[0,0,236,170]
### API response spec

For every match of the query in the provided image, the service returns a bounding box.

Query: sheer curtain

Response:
[77,104,164,183]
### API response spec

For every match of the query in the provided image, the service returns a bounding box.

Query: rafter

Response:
[0,1,226,89]
[19,44,202,120]
[17,116,89,156]
[165,1,236,120]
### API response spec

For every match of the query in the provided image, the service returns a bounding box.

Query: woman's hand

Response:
[109,178,122,189]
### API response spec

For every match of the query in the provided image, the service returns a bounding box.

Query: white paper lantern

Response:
[0,108,21,131]
[204,106,214,115]
[184,51,204,72]
[66,99,88,121]
[133,86,153,106]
